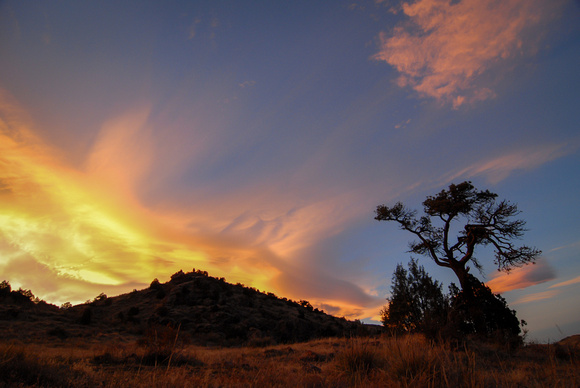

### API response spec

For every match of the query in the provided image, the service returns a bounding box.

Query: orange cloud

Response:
[373,0,564,107]
[487,261,555,294]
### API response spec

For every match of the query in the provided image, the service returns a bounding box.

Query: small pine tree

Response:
[381,259,447,335]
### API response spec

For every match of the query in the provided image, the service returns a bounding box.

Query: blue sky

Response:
[0,0,579,342]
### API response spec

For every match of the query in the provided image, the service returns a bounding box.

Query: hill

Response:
[558,334,580,348]
[0,270,372,346]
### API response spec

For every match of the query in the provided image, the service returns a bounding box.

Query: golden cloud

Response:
[373,0,564,107]
[0,90,382,316]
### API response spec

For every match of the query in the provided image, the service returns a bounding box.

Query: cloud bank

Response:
[373,0,563,107]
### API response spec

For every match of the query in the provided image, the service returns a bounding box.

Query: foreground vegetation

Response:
[1,334,578,387]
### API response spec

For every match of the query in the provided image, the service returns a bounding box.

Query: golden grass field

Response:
[1,333,578,387]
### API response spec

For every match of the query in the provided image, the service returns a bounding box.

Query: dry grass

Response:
[0,334,578,387]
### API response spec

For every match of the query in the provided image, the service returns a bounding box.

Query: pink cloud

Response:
[549,276,580,289]
[512,290,559,305]
[487,261,556,294]
[85,105,153,196]
[448,142,576,184]
[373,0,564,107]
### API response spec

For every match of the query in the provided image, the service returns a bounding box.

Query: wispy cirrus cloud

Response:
[549,276,580,289]
[448,142,576,184]
[512,290,559,305]
[373,0,564,108]
[550,241,580,253]
[487,260,556,294]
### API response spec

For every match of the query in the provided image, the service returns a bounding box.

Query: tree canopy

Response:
[375,181,541,294]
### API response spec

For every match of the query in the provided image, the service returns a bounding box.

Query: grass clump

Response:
[335,339,382,376]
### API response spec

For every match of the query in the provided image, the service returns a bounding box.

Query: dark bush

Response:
[445,274,523,347]
[150,278,162,290]
[10,288,36,305]
[299,300,314,311]
[91,293,109,306]
[150,279,167,298]
[0,280,11,297]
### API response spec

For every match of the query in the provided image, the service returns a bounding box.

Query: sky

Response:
[0,0,579,342]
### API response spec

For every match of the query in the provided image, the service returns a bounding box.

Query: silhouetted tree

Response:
[299,300,314,311]
[0,280,11,297]
[375,181,540,298]
[150,278,162,289]
[380,259,447,335]
[445,274,524,346]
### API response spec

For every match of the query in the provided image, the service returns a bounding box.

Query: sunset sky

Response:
[0,0,579,342]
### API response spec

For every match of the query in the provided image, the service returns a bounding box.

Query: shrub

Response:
[299,300,314,311]
[91,293,110,306]
[150,278,162,289]
[0,280,11,297]
[150,279,167,298]
[335,340,382,376]
[5,288,37,305]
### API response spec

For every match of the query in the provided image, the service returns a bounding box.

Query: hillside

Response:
[0,270,373,346]
[1,273,579,387]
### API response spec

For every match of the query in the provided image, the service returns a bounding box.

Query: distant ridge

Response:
[0,270,373,346]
